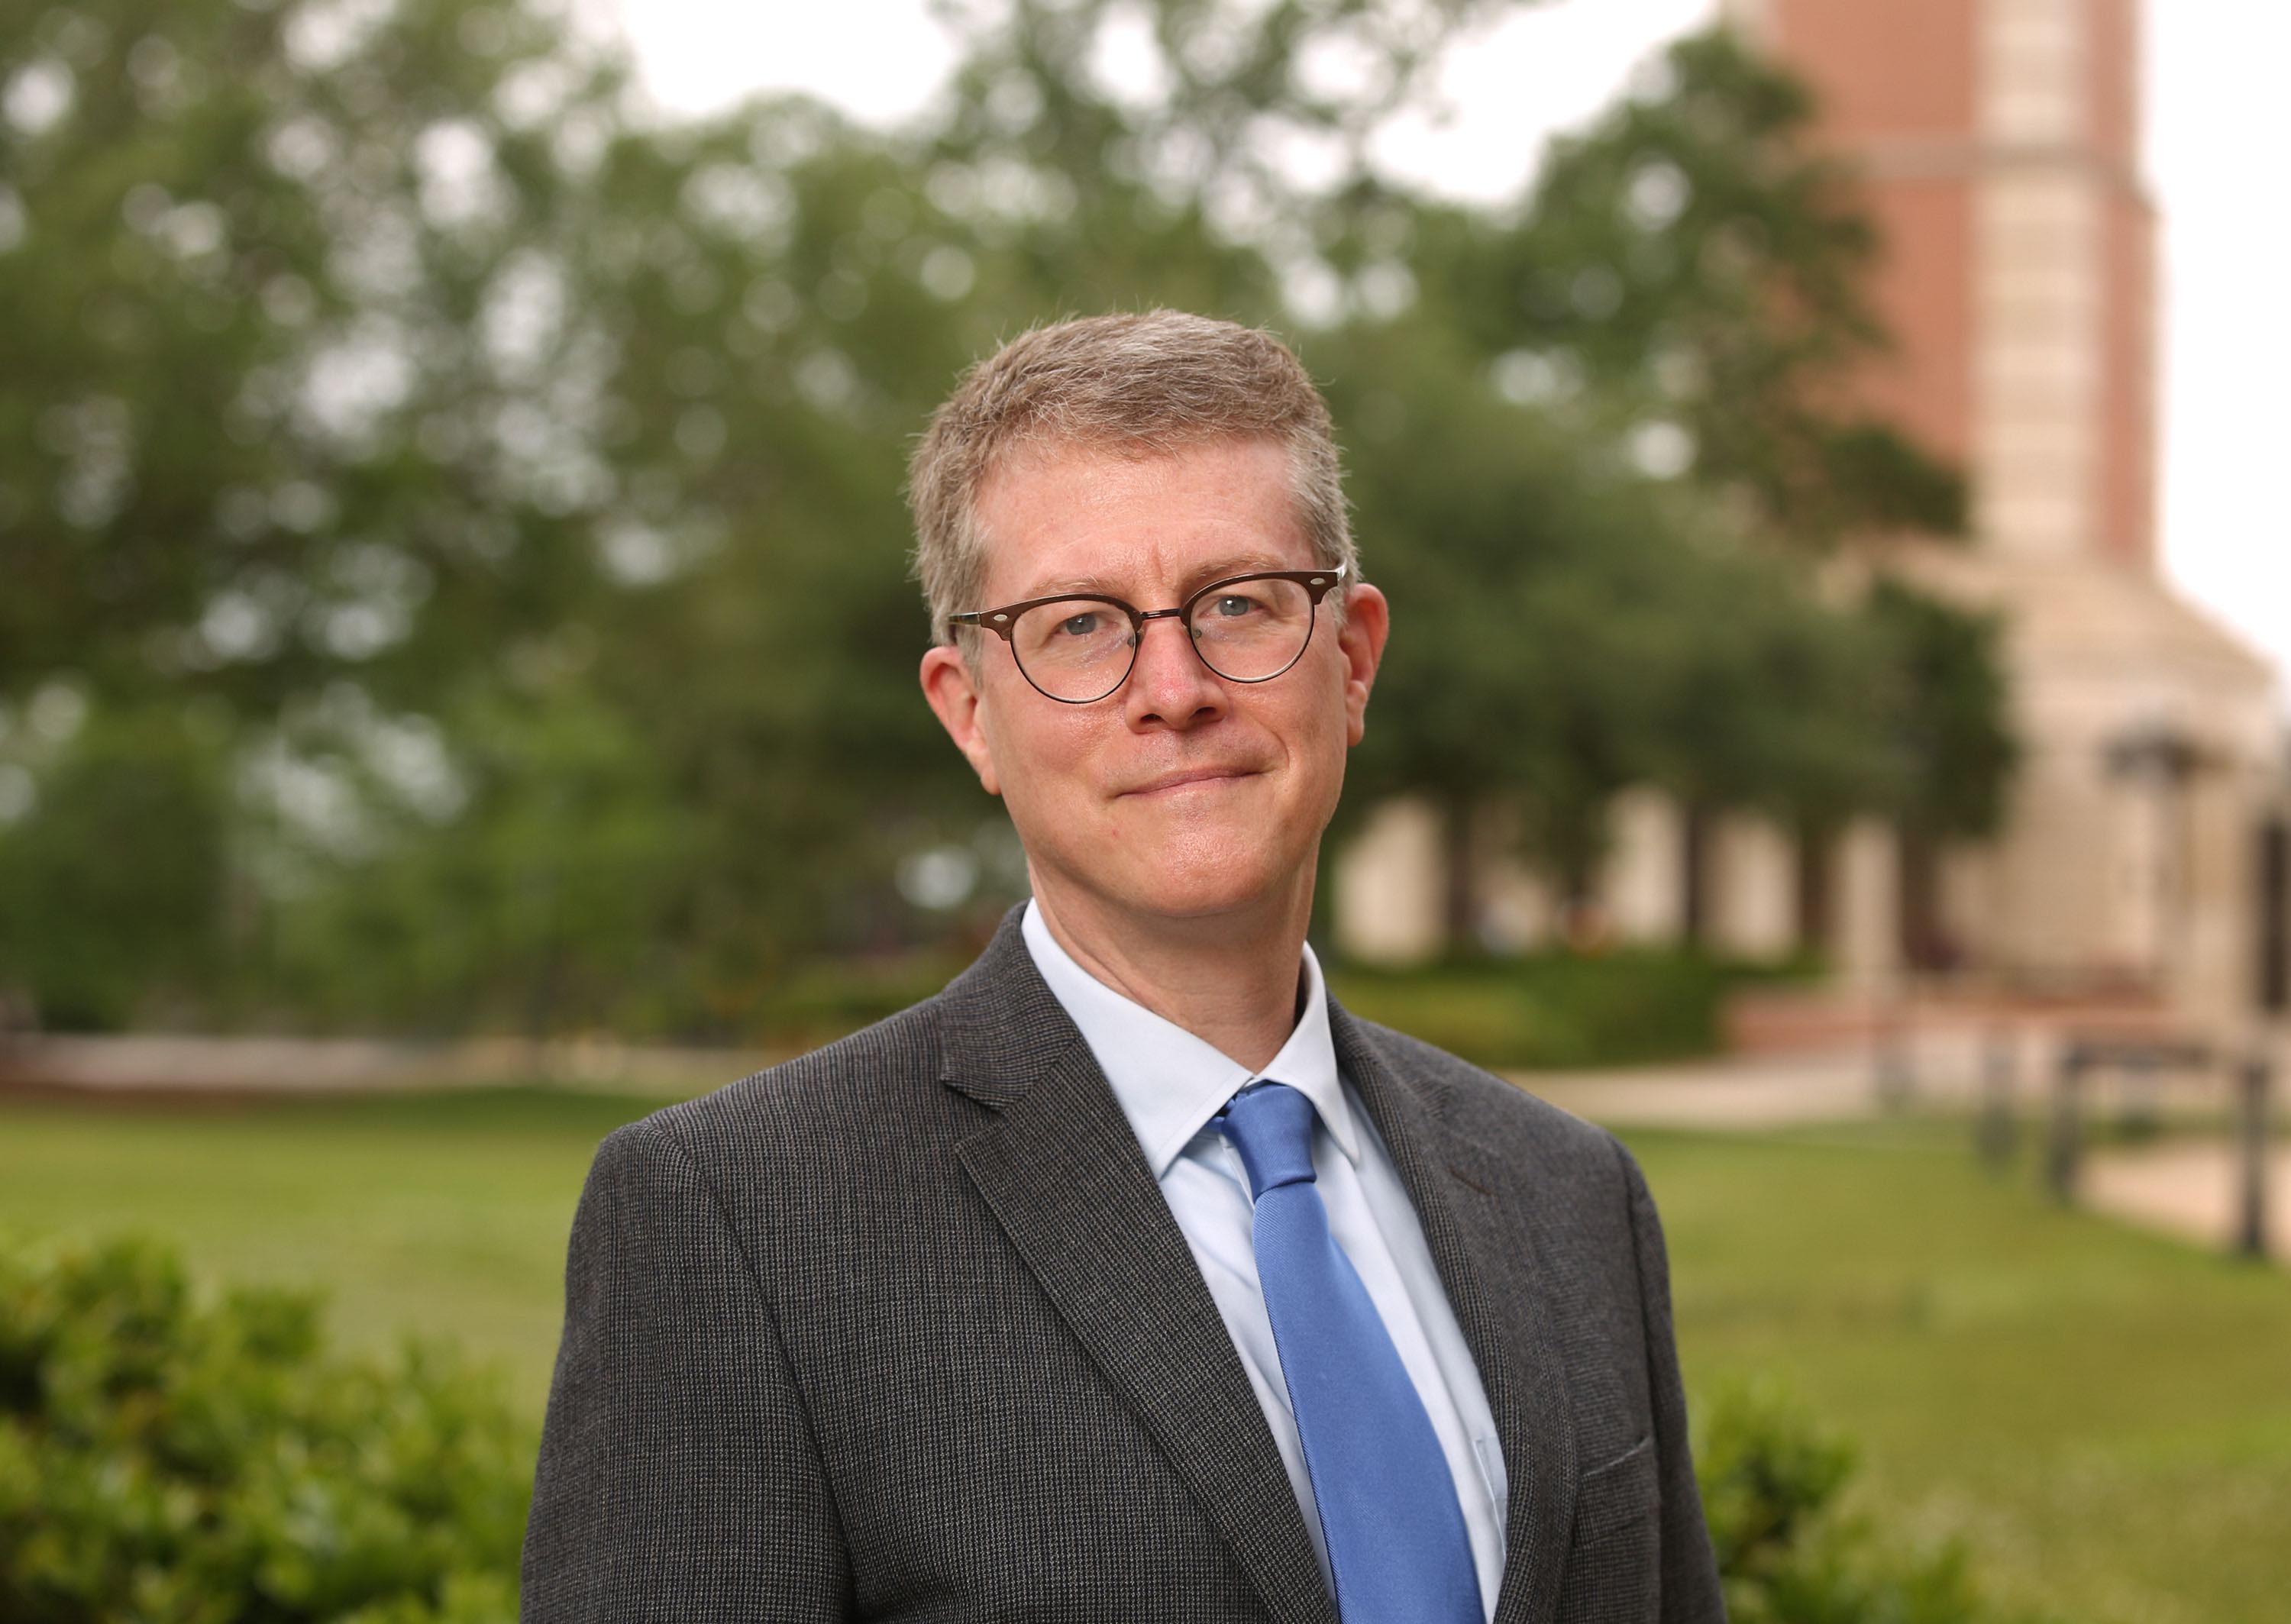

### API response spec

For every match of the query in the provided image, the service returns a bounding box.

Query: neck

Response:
[1029,873,1314,1074]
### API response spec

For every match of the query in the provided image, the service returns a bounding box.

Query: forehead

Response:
[973,436,1309,601]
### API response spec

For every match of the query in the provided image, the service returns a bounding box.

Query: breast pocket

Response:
[1555,1435,1662,1622]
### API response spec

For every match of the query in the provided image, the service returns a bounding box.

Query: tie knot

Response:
[1214,1081,1319,1201]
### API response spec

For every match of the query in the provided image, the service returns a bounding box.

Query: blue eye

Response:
[1211,595,1255,618]
[1058,612,1100,637]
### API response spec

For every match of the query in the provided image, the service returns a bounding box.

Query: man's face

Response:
[919,436,1388,933]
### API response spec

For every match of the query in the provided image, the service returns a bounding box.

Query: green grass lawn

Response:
[1633,1120,2291,1624]
[0,1088,636,1416]
[2,1089,2286,1622]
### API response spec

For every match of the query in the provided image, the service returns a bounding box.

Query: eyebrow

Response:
[1019,554,1301,603]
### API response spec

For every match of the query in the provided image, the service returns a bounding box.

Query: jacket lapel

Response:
[1331,1003,1581,1624]
[940,917,1334,1624]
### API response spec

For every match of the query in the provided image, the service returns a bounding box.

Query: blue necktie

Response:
[1216,1081,1482,1624]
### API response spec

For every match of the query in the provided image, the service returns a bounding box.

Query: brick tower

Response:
[1730,0,2154,567]
[1730,0,2280,1023]
[1335,0,2279,1029]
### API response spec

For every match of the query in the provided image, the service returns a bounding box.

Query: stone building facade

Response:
[1338,0,2284,1034]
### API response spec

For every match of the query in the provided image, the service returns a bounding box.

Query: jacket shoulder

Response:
[1344,1012,1630,1174]
[612,993,965,1177]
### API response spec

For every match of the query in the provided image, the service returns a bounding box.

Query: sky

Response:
[596,0,2290,697]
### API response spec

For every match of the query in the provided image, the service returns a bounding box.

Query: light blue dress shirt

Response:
[1021,902,1508,1616]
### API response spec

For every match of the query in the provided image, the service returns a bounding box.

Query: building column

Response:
[1333,796,1446,966]
[1601,788,1687,944]
[1831,818,1903,991]
[1708,813,1799,959]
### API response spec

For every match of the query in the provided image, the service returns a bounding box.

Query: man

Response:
[522,312,1723,1622]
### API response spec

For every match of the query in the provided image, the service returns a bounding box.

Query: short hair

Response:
[908,310,1356,650]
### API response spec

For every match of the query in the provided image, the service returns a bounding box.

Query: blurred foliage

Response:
[0,0,623,714]
[244,682,692,1033]
[0,1233,527,1624]
[1446,29,1971,554]
[0,704,231,1029]
[0,1229,2036,1622]
[746,944,986,1054]
[1698,1383,2032,1624]
[1865,580,2018,844]
[0,0,2012,1033]
[1331,945,1818,1070]
[1328,312,1907,898]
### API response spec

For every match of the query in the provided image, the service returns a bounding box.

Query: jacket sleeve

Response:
[1617,1141,1727,1624]
[521,1119,854,1622]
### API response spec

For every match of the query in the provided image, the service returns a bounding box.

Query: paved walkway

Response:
[1510,1047,1981,1129]
[1518,1044,2285,1266]
[0,1032,782,1096]
[2080,1141,2291,1258]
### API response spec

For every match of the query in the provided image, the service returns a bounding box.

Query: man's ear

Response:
[920,643,1002,796]
[1335,583,1389,747]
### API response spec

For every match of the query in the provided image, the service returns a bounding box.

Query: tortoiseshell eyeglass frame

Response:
[946,564,1349,705]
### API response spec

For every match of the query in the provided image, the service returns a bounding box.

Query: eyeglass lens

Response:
[1010,576,1319,702]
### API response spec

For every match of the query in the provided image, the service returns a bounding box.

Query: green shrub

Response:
[3,1232,2031,1622]
[0,1235,527,1624]
[746,948,978,1050]
[1698,1383,2033,1624]
[1330,947,1817,1069]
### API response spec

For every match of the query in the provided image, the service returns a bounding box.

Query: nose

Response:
[1123,612,1226,731]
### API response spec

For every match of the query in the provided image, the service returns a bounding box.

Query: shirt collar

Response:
[1021,899,1358,1178]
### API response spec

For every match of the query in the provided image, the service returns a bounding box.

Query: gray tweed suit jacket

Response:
[522,908,1724,1622]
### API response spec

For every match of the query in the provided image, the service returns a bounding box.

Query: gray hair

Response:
[907,310,1357,650]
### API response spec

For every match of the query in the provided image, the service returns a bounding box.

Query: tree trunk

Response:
[1679,801,1711,948]
[1896,829,1946,972]
[1442,793,1476,954]
[1794,821,1834,958]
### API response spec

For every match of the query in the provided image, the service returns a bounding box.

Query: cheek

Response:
[1254,698,1348,824]
[1300,658,1358,755]
[982,707,1102,818]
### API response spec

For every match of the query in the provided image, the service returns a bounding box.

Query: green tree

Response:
[0,0,628,718]
[1865,578,2018,967]
[0,0,642,1024]
[1361,27,2015,947]
[245,679,688,1035]
[0,704,229,1028]
[1450,27,1969,554]
[1328,311,1897,934]
[0,0,2015,1028]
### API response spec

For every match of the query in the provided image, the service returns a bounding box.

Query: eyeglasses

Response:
[949,565,1348,705]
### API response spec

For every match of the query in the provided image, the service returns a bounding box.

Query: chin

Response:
[1126,844,1303,923]
[1019,794,1322,925]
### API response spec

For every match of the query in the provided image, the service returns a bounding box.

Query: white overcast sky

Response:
[599,0,2289,699]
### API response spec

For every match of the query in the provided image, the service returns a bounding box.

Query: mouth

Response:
[1120,766,1261,799]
